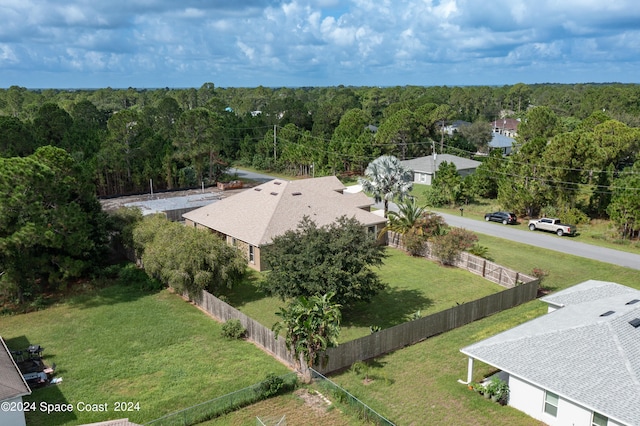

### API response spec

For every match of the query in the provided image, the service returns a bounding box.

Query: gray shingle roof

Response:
[400,154,481,174]
[461,280,640,425]
[0,337,31,402]
[182,176,386,246]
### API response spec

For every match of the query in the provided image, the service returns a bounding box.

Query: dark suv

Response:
[484,211,517,225]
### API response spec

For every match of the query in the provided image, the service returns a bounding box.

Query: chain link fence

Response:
[311,368,395,426]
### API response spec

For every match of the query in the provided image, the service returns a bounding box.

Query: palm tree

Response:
[382,197,447,255]
[386,197,427,235]
[359,155,413,218]
[273,292,341,383]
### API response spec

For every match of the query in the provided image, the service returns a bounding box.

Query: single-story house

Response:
[183,176,387,271]
[460,280,640,426]
[400,154,482,185]
[0,337,31,426]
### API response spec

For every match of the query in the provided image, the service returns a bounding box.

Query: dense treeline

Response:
[0,82,639,238]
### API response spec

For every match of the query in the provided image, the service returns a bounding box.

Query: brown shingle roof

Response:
[183,176,386,246]
[0,337,31,402]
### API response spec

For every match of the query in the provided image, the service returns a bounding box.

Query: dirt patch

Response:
[294,388,332,414]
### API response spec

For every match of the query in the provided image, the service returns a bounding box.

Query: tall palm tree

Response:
[359,155,413,218]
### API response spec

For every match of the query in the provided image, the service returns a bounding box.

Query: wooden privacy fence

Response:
[191,290,295,368]
[187,276,538,376]
[317,278,538,374]
[387,232,536,288]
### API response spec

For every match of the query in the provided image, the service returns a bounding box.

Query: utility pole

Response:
[273,125,277,161]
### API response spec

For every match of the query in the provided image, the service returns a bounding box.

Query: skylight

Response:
[292,192,302,196]
[600,311,615,317]
[626,299,640,305]
[629,318,640,328]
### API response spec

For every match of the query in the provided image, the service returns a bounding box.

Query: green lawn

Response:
[5,233,639,425]
[215,235,640,425]
[325,235,640,425]
[1,285,291,425]
[221,247,505,343]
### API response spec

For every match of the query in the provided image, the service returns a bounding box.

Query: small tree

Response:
[133,215,246,298]
[264,216,386,307]
[273,292,341,382]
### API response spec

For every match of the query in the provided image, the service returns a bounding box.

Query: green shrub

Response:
[258,373,285,398]
[221,319,246,339]
[431,228,478,265]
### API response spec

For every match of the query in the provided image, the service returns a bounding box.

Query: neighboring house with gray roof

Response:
[0,337,31,426]
[182,176,386,271]
[488,132,515,155]
[460,280,640,426]
[400,154,481,185]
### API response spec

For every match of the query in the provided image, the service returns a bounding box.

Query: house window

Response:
[544,391,559,417]
[249,245,254,263]
[232,238,237,246]
[368,226,375,238]
[592,412,608,426]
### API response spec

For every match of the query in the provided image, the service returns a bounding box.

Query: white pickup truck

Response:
[528,218,576,236]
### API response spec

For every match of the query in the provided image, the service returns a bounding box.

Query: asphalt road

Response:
[229,168,277,183]
[231,168,640,271]
[376,200,640,271]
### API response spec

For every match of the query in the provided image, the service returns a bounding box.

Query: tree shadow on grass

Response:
[341,287,433,330]
[65,282,157,310]
[220,271,269,307]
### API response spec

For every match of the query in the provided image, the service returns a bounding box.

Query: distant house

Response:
[400,154,481,185]
[460,280,640,426]
[365,124,378,133]
[491,118,520,138]
[183,176,387,271]
[443,120,471,135]
[488,132,515,155]
[0,337,31,426]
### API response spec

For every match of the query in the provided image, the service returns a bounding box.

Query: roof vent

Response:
[629,318,640,328]
[292,192,302,196]
[270,192,278,196]
[600,311,615,317]
[273,181,281,185]
[626,299,640,305]
[254,188,262,191]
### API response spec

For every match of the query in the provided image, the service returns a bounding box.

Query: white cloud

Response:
[1,0,640,87]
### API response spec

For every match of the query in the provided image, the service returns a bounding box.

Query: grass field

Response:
[0,285,291,425]
[221,247,505,343]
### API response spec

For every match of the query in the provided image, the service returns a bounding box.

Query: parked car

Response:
[528,218,576,236]
[484,211,517,225]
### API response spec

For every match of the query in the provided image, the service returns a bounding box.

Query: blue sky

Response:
[1,0,640,88]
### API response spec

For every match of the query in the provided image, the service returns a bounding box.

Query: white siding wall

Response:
[509,376,624,426]
[413,172,432,185]
[0,396,27,426]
